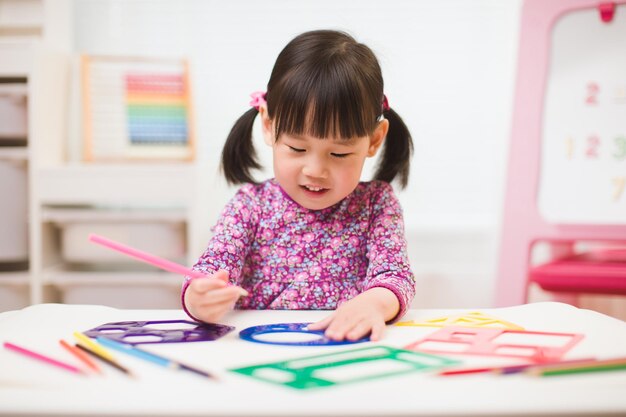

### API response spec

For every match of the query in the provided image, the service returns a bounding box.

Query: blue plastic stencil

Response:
[230,345,460,390]
[239,322,369,346]
[84,320,234,345]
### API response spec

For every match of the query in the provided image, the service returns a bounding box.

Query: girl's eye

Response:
[288,146,305,153]
[331,153,350,158]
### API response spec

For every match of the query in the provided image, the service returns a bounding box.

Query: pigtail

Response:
[373,107,413,189]
[221,108,262,185]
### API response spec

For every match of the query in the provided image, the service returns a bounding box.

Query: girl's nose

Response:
[302,157,328,179]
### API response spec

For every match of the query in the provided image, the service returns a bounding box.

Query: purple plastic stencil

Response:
[83,320,235,345]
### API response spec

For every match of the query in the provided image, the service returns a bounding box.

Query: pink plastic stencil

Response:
[405,326,584,362]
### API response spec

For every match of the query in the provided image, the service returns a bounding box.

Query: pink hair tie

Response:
[249,91,267,110]
[382,94,390,112]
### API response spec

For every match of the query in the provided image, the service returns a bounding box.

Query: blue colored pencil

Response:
[96,337,215,379]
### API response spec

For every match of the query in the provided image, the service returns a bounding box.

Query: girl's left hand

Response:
[307,287,399,342]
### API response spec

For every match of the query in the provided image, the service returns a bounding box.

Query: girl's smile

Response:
[301,184,329,195]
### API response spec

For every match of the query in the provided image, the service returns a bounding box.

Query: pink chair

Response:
[495,0,626,307]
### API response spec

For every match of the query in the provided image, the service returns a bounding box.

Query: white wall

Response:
[71,0,523,308]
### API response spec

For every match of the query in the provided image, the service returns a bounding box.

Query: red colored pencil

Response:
[59,339,102,373]
[439,366,493,376]
[438,357,596,376]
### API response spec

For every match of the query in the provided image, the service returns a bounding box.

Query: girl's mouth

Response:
[301,184,329,195]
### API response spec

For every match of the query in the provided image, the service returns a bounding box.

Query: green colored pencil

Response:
[528,357,626,377]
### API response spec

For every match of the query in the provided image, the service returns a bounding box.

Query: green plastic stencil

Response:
[229,345,460,390]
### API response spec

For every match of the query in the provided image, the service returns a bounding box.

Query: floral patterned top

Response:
[181,179,415,321]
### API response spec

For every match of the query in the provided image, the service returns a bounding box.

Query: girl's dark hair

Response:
[221,30,413,188]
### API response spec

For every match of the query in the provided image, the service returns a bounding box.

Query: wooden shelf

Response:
[0,146,28,161]
[41,206,188,223]
[45,269,184,288]
[36,163,195,206]
[0,39,34,76]
[0,271,29,285]
[0,0,44,30]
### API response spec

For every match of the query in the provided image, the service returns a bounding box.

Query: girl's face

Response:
[260,107,388,210]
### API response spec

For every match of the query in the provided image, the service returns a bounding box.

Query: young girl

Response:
[183,29,415,342]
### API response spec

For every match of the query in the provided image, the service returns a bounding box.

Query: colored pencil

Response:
[75,343,133,376]
[497,357,596,375]
[438,357,596,376]
[438,366,493,376]
[59,339,101,373]
[89,233,206,278]
[3,341,84,375]
[96,337,216,379]
[88,234,248,297]
[528,357,626,377]
[73,331,116,362]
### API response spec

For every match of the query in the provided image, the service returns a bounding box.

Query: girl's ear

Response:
[258,105,274,146]
[367,118,389,157]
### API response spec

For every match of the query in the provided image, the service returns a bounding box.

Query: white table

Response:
[1,302,625,417]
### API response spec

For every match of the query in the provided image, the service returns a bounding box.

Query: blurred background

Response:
[0,0,624,318]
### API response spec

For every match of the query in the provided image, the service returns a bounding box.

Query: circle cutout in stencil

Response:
[239,322,370,346]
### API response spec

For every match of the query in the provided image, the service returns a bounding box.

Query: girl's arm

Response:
[181,184,260,322]
[308,182,416,340]
[360,181,416,322]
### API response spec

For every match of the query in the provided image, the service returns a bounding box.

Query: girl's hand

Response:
[184,270,248,323]
[307,287,399,342]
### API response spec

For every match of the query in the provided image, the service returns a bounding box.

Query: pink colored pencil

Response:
[88,234,206,278]
[4,342,84,375]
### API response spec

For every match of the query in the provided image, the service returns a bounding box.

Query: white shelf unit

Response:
[0,0,41,311]
[0,0,206,311]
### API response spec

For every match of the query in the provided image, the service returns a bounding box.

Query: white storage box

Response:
[0,83,28,140]
[0,160,28,262]
[59,284,181,309]
[54,272,182,309]
[44,208,188,264]
[61,221,186,264]
[0,275,29,312]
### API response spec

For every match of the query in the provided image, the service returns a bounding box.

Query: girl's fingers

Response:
[213,269,230,283]
[324,315,359,341]
[368,321,385,342]
[190,277,227,293]
[307,314,334,331]
[345,320,372,341]
[190,287,243,323]
[198,286,246,306]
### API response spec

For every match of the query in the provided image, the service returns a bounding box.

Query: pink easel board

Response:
[495,0,626,307]
[537,2,626,223]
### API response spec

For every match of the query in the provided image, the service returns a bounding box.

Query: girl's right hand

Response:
[184,270,248,323]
